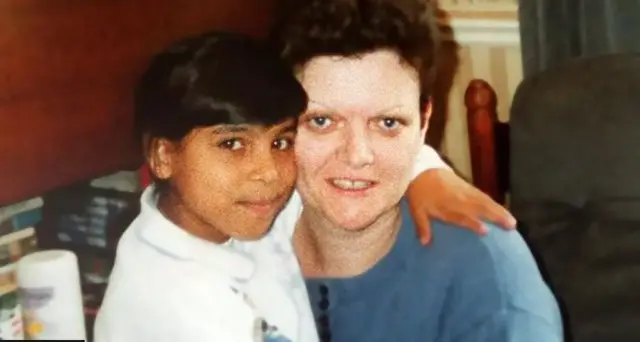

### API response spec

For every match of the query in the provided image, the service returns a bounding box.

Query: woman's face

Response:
[295,50,428,230]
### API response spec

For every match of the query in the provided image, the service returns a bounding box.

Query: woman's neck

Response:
[293,205,402,278]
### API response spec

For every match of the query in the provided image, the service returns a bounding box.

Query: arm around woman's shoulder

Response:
[443,222,564,342]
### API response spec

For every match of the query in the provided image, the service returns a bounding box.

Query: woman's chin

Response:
[328,212,377,232]
[322,201,399,232]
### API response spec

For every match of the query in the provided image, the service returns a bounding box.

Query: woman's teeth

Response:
[331,179,373,190]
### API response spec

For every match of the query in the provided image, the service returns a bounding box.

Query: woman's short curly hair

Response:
[269,0,441,106]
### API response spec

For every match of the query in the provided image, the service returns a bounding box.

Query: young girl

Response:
[94,31,512,342]
[94,32,311,342]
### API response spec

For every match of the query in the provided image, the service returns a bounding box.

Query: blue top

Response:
[305,200,563,342]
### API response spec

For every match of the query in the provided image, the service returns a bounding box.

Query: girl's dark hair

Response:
[269,0,440,108]
[135,31,308,143]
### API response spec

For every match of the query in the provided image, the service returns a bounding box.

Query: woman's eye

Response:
[273,137,294,150]
[219,139,243,150]
[308,116,333,129]
[378,117,400,130]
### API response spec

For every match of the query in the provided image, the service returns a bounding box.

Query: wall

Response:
[436,0,522,179]
[0,0,275,205]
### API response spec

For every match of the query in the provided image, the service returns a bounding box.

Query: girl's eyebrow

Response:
[210,121,298,136]
[210,124,250,134]
[268,122,298,135]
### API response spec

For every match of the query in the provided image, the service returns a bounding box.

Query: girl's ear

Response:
[146,137,178,180]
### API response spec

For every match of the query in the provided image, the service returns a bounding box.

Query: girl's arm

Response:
[406,145,516,245]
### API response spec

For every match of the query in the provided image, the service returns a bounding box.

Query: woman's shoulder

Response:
[422,221,562,339]
[427,219,532,264]
[424,220,557,307]
[417,220,548,294]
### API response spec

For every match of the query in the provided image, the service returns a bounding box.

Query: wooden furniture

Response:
[465,79,509,204]
[0,0,274,206]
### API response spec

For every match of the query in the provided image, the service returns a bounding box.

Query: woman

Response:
[271,0,564,341]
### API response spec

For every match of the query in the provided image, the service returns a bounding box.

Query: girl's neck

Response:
[293,205,401,278]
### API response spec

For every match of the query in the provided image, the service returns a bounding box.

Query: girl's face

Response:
[150,119,298,242]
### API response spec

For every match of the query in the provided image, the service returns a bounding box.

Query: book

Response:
[0,227,39,339]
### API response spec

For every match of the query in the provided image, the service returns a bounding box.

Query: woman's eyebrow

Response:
[375,105,405,115]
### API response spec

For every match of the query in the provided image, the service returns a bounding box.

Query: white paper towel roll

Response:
[16,250,86,340]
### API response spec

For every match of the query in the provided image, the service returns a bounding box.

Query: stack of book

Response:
[0,197,43,339]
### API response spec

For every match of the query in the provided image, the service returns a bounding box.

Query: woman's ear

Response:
[146,137,177,180]
[420,100,432,140]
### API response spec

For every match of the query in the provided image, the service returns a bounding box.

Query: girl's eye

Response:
[273,137,294,150]
[378,117,401,130]
[219,139,243,150]
[308,116,333,129]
